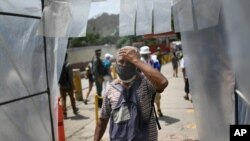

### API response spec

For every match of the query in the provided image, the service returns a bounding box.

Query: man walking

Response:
[94,46,168,141]
[92,49,105,108]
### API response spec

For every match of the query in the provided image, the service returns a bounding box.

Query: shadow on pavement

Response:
[67,114,89,120]
[159,115,180,126]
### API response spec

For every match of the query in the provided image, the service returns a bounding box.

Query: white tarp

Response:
[222,0,250,124]
[136,0,153,35]
[38,0,92,37]
[174,0,250,140]
[153,0,172,34]
[181,16,235,140]
[69,0,91,37]
[0,15,67,141]
[193,0,221,30]
[119,0,137,36]
[0,0,42,17]
[173,0,194,32]
[0,2,68,140]
[37,1,72,37]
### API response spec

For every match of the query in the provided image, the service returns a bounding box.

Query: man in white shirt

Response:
[180,55,191,101]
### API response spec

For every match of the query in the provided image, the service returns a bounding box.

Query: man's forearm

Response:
[94,118,108,141]
[133,59,168,92]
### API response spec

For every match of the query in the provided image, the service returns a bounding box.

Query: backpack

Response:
[109,78,161,141]
[59,63,71,89]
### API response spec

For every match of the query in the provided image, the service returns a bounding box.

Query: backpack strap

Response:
[110,82,123,92]
[151,92,161,130]
[146,81,161,130]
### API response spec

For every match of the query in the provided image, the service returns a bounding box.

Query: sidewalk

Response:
[64,63,199,141]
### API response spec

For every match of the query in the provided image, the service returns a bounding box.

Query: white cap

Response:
[139,46,151,54]
[105,53,113,58]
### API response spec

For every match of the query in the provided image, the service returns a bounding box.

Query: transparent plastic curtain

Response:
[119,0,137,36]
[45,37,68,141]
[175,1,236,139]
[193,0,221,30]
[92,0,107,2]
[153,0,172,34]
[222,0,250,124]
[69,0,91,37]
[136,0,153,35]
[172,0,182,5]
[172,0,194,32]
[0,0,42,17]
[181,15,235,140]
[37,0,72,37]
[0,16,51,141]
[172,1,180,32]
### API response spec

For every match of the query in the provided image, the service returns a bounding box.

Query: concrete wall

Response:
[67,45,118,71]
[67,45,117,64]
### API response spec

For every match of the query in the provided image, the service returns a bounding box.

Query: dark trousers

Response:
[94,78,103,108]
[60,87,77,115]
[184,78,190,94]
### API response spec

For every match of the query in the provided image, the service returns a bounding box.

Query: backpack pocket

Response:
[112,105,130,123]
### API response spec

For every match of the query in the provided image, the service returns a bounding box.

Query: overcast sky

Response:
[88,0,120,19]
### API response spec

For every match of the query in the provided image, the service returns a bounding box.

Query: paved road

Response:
[64,63,199,141]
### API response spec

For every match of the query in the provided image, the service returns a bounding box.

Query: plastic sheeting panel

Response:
[136,0,153,35]
[0,16,53,140]
[222,0,250,113]
[37,1,72,37]
[45,37,68,141]
[181,15,234,141]
[0,95,51,141]
[173,0,194,32]
[193,0,221,30]
[238,95,250,124]
[69,0,91,37]
[0,16,47,102]
[172,0,182,5]
[153,0,172,34]
[0,0,42,17]
[119,0,137,36]
[92,0,107,2]
[172,1,180,32]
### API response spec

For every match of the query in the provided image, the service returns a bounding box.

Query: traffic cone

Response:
[58,97,65,141]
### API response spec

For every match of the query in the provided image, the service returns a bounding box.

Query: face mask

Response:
[116,62,137,83]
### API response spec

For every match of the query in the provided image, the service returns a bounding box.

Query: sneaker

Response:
[84,99,88,105]
[63,114,67,119]
[73,108,79,115]
[158,110,163,117]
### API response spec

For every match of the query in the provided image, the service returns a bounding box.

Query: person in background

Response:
[84,62,94,104]
[180,54,191,101]
[94,46,168,141]
[102,53,113,95]
[140,46,164,117]
[171,52,179,77]
[92,49,105,108]
[59,54,78,119]
[156,47,163,71]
